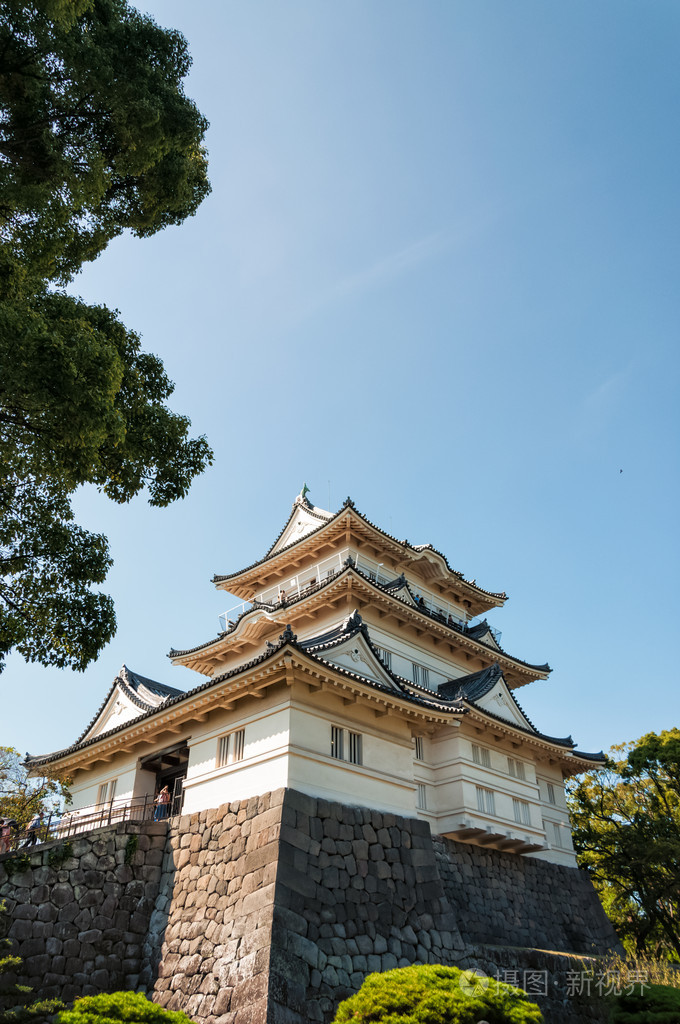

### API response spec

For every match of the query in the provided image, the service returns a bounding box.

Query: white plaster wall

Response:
[365,623,467,689]
[68,762,138,813]
[181,696,291,814]
[286,700,416,814]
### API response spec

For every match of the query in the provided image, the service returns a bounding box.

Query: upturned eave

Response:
[212,501,506,614]
[171,565,548,685]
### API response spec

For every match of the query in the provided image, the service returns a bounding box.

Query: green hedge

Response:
[609,982,680,1023]
[332,964,543,1024]
[56,992,192,1024]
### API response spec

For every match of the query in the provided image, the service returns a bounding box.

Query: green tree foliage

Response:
[56,992,193,1024]
[0,0,213,672]
[568,729,680,960]
[0,0,210,286]
[0,901,63,1023]
[332,964,543,1024]
[0,746,69,829]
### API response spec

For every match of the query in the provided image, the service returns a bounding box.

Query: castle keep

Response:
[5,489,617,1022]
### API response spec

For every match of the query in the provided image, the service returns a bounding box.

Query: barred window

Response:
[348,731,362,766]
[414,736,424,761]
[96,779,116,806]
[331,725,344,760]
[552,822,562,847]
[508,758,526,780]
[513,798,531,826]
[217,728,245,768]
[476,786,496,815]
[416,783,427,810]
[377,647,392,670]
[412,663,430,687]
[472,744,491,768]
[547,782,556,805]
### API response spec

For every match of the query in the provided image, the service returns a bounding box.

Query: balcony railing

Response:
[217,550,501,645]
[0,794,173,855]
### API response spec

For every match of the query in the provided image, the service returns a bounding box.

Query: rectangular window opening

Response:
[348,731,362,766]
[476,786,496,816]
[416,783,427,810]
[414,736,424,761]
[412,664,430,687]
[513,798,531,826]
[508,758,526,780]
[377,648,392,670]
[217,728,245,768]
[547,782,556,805]
[331,725,344,761]
[472,744,491,768]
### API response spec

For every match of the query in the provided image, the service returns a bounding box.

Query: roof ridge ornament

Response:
[279,624,298,644]
[294,483,311,507]
[343,496,355,508]
[344,609,363,631]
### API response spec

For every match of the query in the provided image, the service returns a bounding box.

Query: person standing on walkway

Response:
[21,810,44,847]
[154,786,171,820]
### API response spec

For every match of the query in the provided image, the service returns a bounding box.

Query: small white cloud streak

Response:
[302,208,499,320]
[574,363,635,441]
[327,230,451,301]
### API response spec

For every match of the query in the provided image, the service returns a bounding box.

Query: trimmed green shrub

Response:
[56,992,193,1024]
[332,964,543,1024]
[608,982,680,1023]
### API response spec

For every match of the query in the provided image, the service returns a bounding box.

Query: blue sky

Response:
[3,1,679,760]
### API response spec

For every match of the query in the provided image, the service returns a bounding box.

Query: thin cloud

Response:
[574,364,635,441]
[304,209,499,319]
[327,230,451,301]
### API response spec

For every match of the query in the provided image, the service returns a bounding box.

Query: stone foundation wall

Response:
[0,819,168,1002]
[151,790,282,1023]
[0,789,619,1024]
[433,835,619,954]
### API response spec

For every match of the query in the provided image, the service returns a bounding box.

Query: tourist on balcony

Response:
[21,810,44,847]
[154,786,171,820]
[0,818,10,854]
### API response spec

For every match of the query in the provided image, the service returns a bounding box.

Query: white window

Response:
[476,786,496,816]
[96,779,116,806]
[513,798,531,826]
[547,782,556,805]
[412,664,430,687]
[416,783,427,810]
[348,731,362,766]
[331,727,362,765]
[414,736,424,761]
[377,647,392,670]
[552,821,562,847]
[331,725,344,760]
[217,728,245,768]
[508,758,526,780]
[472,744,491,768]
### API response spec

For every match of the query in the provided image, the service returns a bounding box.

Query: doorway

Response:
[139,741,189,818]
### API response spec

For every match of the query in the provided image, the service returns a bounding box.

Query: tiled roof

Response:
[212,497,507,603]
[27,622,599,771]
[438,663,505,702]
[171,563,547,675]
[262,497,333,557]
[71,665,185,746]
